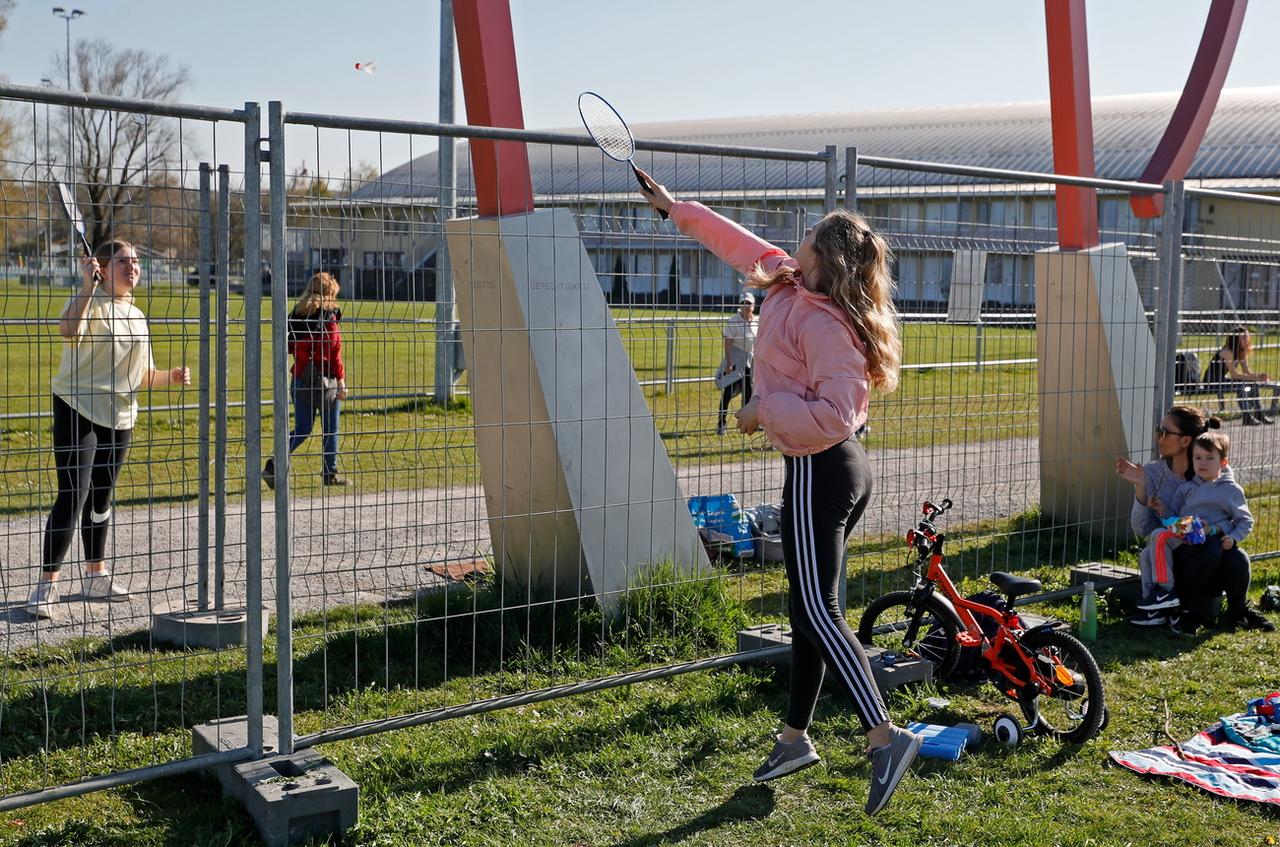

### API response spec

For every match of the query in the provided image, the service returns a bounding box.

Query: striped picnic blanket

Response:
[1111,718,1280,805]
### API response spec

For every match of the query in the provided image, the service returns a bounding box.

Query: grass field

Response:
[0,509,1278,846]
[0,279,1064,514]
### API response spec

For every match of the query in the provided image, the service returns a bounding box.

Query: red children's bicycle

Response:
[857,498,1106,744]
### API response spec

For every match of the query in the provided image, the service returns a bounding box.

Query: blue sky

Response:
[4,1,1278,177]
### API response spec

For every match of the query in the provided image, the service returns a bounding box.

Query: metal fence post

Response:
[975,322,985,374]
[268,100,294,757]
[665,322,675,394]
[1154,180,1186,430]
[824,145,838,213]
[242,102,265,760]
[197,163,212,612]
[434,0,457,404]
[844,145,858,212]
[215,165,231,609]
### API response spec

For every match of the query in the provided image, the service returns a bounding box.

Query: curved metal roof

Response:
[354,87,1280,202]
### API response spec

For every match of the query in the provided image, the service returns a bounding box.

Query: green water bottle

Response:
[1079,581,1098,642]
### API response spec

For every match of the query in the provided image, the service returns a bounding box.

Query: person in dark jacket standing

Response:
[264,272,350,488]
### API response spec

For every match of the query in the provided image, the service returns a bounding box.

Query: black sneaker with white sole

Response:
[1137,589,1180,611]
[752,734,820,782]
[1129,609,1169,627]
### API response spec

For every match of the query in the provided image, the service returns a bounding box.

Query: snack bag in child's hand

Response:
[1184,516,1206,545]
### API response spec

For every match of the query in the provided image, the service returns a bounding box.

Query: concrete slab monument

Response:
[446,208,708,606]
[1035,244,1155,536]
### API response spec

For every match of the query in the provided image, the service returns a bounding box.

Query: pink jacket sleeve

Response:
[756,314,869,449]
[669,201,796,276]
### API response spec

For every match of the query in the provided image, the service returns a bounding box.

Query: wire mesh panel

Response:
[271,117,833,746]
[1180,187,1280,560]
[840,160,1168,605]
[1,82,1278,808]
[0,88,260,805]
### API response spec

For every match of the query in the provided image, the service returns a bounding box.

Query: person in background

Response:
[1204,325,1278,425]
[715,290,758,435]
[264,272,350,489]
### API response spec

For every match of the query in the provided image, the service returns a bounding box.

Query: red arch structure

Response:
[453,0,535,217]
[451,0,1248,238]
[1044,0,1248,247]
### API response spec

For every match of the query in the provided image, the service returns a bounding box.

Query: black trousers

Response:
[1173,540,1251,622]
[717,367,753,426]
[42,395,132,572]
[781,438,889,733]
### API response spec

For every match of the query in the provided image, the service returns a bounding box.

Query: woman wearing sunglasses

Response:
[1116,405,1272,633]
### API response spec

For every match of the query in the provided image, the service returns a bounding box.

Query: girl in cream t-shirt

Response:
[27,240,190,619]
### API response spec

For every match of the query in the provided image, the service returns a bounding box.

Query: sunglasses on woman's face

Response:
[1154,425,1184,438]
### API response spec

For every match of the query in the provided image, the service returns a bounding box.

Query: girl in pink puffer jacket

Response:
[635,169,919,815]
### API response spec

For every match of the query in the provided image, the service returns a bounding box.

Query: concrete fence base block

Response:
[736,624,933,696]
[193,715,358,847]
[152,607,269,650]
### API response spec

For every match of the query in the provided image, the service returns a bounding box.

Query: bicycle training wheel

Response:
[1018,627,1106,743]
[857,591,960,680]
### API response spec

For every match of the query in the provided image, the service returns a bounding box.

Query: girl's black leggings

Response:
[782,437,889,734]
[42,395,132,572]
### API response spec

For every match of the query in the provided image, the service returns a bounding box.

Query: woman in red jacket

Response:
[264,272,350,488]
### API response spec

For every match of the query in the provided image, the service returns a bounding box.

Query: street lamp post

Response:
[51,7,84,91]
[41,78,54,282]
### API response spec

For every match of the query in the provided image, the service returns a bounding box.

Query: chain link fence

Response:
[0,82,1277,810]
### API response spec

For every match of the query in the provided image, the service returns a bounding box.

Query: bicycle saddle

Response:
[989,571,1042,601]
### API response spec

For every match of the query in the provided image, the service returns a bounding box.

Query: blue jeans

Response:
[289,377,340,475]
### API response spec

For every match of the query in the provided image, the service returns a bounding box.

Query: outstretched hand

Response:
[170,366,191,386]
[632,167,674,215]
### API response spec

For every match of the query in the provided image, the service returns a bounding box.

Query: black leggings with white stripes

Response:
[782,437,889,734]
[42,395,132,572]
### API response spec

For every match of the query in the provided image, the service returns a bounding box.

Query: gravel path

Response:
[3,420,1274,651]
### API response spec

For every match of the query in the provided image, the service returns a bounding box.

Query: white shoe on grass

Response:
[84,572,131,600]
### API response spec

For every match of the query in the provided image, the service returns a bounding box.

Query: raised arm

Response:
[58,256,101,340]
[634,167,794,278]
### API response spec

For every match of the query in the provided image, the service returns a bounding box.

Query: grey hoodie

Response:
[1168,466,1253,543]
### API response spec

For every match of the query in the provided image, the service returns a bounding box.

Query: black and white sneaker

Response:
[1224,606,1276,633]
[1129,609,1169,627]
[752,733,820,782]
[1137,589,1180,611]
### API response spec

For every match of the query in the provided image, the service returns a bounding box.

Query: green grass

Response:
[2,509,1279,845]
[6,279,1278,516]
[0,279,1062,515]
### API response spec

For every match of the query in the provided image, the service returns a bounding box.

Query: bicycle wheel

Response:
[1018,627,1106,743]
[857,591,960,680]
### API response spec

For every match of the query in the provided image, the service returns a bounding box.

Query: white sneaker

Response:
[25,580,62,619]
[84,572,131,600]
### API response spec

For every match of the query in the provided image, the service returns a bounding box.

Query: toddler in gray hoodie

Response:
[1131,431,1253,626]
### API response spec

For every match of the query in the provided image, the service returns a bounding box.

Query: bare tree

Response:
[53,39,191,247]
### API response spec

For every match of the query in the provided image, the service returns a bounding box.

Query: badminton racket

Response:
[50,173,100,284]
[578,91,668,220]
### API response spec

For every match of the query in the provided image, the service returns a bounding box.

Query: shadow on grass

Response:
[610,784,776,847]
[0,570,748,764]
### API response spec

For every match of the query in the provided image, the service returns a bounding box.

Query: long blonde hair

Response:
[293,272,340,317]
[748,210,902,391]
